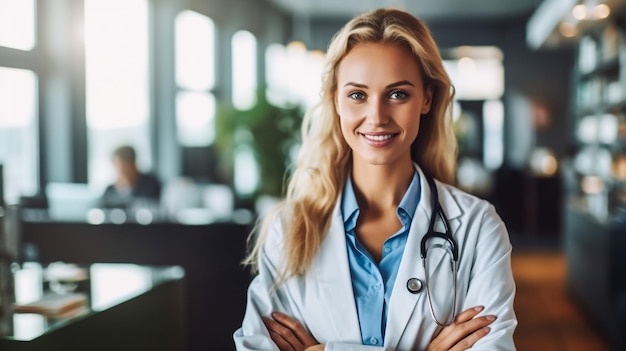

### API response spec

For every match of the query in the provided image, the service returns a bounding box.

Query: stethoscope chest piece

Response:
[407,278,424,294]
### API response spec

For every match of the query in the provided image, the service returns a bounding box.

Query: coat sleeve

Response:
[464,203,518,351]
[233,216,387,351]
[233,216,295,351]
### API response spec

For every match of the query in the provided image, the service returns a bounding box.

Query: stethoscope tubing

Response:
[419,173,459,327]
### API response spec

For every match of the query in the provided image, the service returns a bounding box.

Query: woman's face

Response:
[335,42,432,169]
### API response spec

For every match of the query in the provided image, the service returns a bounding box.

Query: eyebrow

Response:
[343,80,415,89]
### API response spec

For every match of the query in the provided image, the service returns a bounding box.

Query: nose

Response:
[365,98,390,126]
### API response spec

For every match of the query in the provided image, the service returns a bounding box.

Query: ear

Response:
[421,86,433,115]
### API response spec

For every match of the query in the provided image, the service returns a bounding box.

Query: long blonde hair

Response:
[244,8,457,280]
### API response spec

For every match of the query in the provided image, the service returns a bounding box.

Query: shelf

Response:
[579,56,620,80]
[576,98,626,116]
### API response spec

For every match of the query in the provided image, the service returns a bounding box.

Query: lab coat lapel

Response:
[384,166,463,347]
[384,167,431,347]
[315,202,362,342]
[437,178,462,236]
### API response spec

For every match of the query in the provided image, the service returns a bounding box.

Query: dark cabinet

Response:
[565,205,626,350]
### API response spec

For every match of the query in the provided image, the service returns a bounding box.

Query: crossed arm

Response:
[263,305,497,351]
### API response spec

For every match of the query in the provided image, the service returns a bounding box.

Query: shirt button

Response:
[369,337,378,345]
[384,247,391,253]
[374,282,382,289]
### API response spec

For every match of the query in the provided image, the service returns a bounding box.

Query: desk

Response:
[0,263,185,351]
[20,220,252,351]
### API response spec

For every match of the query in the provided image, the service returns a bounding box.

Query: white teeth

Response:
[363,134,394,141]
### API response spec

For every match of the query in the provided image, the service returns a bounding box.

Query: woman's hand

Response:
[427,306,496,351]
[262,312,323,351]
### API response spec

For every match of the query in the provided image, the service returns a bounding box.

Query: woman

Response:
[234,8,517,351]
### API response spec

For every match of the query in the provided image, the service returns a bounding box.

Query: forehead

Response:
[336,43,423,85]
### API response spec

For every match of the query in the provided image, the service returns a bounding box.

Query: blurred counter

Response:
[19,218,252,351]
[0,263,185,351]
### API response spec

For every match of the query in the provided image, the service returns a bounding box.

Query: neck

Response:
[351,160,414,212]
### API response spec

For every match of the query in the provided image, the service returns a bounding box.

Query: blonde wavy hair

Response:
[244,8,457,280]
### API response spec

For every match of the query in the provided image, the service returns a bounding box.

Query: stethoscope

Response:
[406,172,459,327]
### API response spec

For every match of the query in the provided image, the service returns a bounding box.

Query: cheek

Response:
[412,119,421,139]
[337,100,363,124]
[401,113,422,140]
[338,115,353,140]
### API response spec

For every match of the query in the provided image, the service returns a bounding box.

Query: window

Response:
[176,92,216,146]
[0,0,38,204]
[232,30,257,110]
[443,46,505,171]
[175,10,216,147]
[0,0,35,51]
[84,0,151,191]
[483,100,504,170]
[265,42,324,109]
[0,67,39,203]
[444,56,504,101]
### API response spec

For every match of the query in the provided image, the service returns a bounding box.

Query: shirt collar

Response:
[341,175,360,233]
[397,171,421,225]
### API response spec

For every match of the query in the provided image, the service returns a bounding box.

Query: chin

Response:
[355,155,399,167]
[352,149,413,168]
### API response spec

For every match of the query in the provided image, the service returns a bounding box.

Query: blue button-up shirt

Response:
[341,172,421,346]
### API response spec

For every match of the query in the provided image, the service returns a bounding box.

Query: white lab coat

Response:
[234,166,517,350]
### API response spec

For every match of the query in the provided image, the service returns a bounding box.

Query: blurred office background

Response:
[0,0,625,350]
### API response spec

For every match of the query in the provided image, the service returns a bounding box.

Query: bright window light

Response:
[483,100,504,170]
[85,0,149,130]
[84,0,151,191]
[443,46,504,100]
[0,0,35,50]
[232,30,257,110]
[0,66,39,203]
[234,144,259,196]
[0,67,36,128]
[264,42,324,108]
[176,91,216,146]
[175,10,215,91]
[265,43,289,106]
[443,46,504,173]
[444,58,504,100]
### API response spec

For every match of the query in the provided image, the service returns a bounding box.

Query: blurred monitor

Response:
[46,183,100,222]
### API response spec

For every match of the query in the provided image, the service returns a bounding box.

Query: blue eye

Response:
[389,90,408,100]
[348,91,366,100]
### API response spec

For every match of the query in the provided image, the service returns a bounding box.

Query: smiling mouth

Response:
[360,133,398,141]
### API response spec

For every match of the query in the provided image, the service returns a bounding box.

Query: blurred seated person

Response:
[100,145,161,209]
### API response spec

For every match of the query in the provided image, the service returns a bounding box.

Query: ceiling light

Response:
[572,4,588,20]
[592,4,610,19]
[457,57,475,71]
[559,22,579,37]
[581,176,604,194]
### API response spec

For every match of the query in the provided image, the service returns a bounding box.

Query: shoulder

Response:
[437,181,503,225]
[259,207,289,258]
[440,183,511,256]
[139,173,160,184]
[439,182,487,206]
